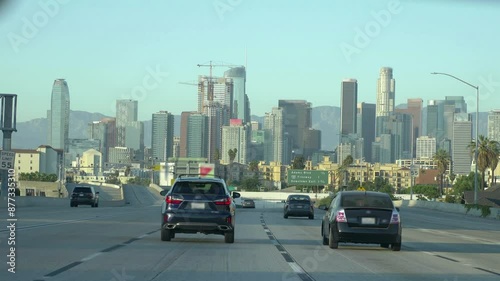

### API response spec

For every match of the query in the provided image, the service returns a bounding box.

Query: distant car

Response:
[70,186,99,207]
[159,176,241,243]
[320,191,402,251]
[241,199,255,208]
[283,194,314,219]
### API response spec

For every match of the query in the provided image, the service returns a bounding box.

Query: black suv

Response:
[160,176,241,243]
[70,186,99,207]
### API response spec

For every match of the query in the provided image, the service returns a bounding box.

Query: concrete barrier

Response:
[394,200,500,220]
[238,191,330,201]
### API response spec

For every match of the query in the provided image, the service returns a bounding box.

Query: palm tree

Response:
[487,139,500,186]
[469,135,491,190]
[433,149,450,196]
[228,148,237,164]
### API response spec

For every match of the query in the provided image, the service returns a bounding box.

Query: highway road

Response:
[1,187,499,281]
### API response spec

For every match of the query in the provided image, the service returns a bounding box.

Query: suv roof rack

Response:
[177,174,223,179]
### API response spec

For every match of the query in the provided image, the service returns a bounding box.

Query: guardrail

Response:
[394,200,500,220]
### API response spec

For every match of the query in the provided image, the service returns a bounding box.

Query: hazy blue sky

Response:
[1,0,499,122]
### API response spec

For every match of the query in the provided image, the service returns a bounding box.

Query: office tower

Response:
[152,111,174,162]
[221,119,250,164]
[88,121,108,162]
[340,79,358,143]
[488,110,500,142]
[186,113,209,158]
[443,96,467,140]
[180,111,196,157]
[378,134,393,164]
[101,118,116,162]
[416,136,436,159]
[376,67,395,117]
[197,75,233,124]
[263,107,284,163]
[452,113,472,175]
[374,113,412,162]
[224,67,250,123]
[125,121,144,151]
[426,100,439,138]
[357,103,376,162]
[337,143,353,164]
[278,100,318,161]
[445,96,467,113]
[204,102,224,163]
[116,99,138,147]
[48,79,70,151]
[396,98,422,157]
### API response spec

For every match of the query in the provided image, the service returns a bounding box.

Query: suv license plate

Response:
[191,203,205,209]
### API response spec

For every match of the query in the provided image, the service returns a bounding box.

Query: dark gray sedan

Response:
[242,199,255,208]
[320,191,402,251]
[283,194,314,219]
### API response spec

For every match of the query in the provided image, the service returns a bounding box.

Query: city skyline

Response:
[1,1,499,122]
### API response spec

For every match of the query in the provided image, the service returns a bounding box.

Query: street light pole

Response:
[431,72,479,204]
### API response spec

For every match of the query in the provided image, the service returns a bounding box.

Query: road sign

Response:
[0,151,15,170]
[410,165,419,177]
[287,170,329,186]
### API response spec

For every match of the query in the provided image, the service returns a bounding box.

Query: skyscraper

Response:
[278,100,317,161]
[452,113,472,175]
[340,79,358,143]
[488,110,500,142]
[116,99,138,147]
[48,79,70,151]
[88,121,108,162]
[264,107,284,163]
[180,111,196,157]
[396,98,423,157]
[376,67,395,117]
[152,111,174,162]
[221,119,250,164]
[204,102,224,163]
[224,67,250,123]
[187,114,209,158]
[357,103,376,162]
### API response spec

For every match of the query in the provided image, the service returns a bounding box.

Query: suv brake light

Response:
[166,195,183,205]
[336,210,347,222]
[390,210,400,224]
[214,197,232,205]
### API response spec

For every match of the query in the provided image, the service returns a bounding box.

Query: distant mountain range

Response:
[7,106,488,151]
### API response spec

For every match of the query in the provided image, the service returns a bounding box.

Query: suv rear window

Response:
[73,187,92,193]
[172,182,225,195]
[341,194,393,208]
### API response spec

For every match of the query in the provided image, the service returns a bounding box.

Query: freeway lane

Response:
[1,190,499,281]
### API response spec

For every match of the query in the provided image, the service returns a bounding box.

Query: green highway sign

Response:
[287,170,329,186]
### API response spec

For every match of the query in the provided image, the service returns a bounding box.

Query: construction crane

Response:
[197,61,244,102]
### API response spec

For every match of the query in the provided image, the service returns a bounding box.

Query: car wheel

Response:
[391,242,401,251]
[322,226,329,245]
[309,215,314,220]
[161,229,172,241]
[284,213,288,219]
[170,231,175,239]
[95,203,98,208]
[380,243,389,248]
[74,204,78,207]
[328,227,338,249]
[224,231,234,243]
[91,203,95,208]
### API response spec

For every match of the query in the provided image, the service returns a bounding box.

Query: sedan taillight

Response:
[336,210,347,222]
[214,197,232,205]
[390,210,400,224]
